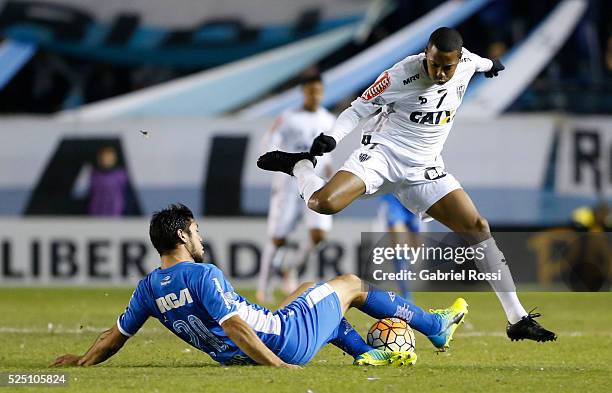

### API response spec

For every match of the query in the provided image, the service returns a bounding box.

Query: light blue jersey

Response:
[118,262,342,365]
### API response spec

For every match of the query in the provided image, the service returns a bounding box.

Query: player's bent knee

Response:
[474,216,490,233]
[457,216,490,234]
[338,273,362,288]
[328,274,365,311]
[309,194,342,215]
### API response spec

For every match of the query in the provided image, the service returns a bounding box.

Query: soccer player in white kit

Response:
[257,75,335,304]
[258,27,556,342]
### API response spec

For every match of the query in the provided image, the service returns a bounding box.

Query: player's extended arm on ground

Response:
[221,315,300,369]
[50,324,128,367]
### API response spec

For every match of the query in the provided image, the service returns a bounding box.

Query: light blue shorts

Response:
[273,283,343,365]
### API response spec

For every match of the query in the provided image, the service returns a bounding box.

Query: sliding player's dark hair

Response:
[299,73,323,86]
[149,203,194,255]
[428,27,463,53]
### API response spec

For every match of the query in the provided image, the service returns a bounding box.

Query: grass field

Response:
[1,288,611,393]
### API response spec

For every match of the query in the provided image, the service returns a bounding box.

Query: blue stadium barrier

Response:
[241,0,491,117]
[0,39,37,90]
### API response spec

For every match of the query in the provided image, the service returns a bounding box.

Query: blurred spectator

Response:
[566,202,611,291]
[487,41,507,60]
[571,202,611,232]
[88,146,128,216]
[1,0,612,114]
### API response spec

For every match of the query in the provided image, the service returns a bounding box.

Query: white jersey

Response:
[329,47,493,166]
[264,107,335,237]
[270,107,336,153]
[265,107,336,176]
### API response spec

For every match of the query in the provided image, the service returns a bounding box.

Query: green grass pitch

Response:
[1,288,611,393]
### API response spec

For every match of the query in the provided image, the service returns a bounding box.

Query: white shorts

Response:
[339,143,461,219]
[267,175,333,238]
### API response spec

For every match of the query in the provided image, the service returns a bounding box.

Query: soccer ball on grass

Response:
[366,317,416,353]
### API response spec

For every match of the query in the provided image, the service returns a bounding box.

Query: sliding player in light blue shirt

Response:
[51,204,467,368]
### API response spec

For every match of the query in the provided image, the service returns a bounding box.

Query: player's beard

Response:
[188,240,205,263]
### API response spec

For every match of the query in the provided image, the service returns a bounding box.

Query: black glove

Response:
[484,59,505,78]
[310,133,336,156]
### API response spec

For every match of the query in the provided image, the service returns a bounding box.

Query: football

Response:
[367,317,416,353]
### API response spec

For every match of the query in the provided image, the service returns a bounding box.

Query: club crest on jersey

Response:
[361,71,390,101]
[359,153,370,162]
[409,109,456,125]
[456,84,465,100]
[372,96,386,106]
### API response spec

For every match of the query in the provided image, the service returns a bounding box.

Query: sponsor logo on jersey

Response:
[359,153,370,162]
[212,277,232,309]
[424,167,447,181]
[460,57,472,63]
[155,288,194,314]
[402,73,420,85]
[361,71,390,101]
[418,96,427,105]
[222,291,237,304]
[161,275,172,286]
[456,84,465,100]
[409,109,456,125]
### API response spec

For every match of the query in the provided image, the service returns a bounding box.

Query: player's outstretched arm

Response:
[311,67,402,156]
[484,59,505,78]
[50,324,128,367]
[221,315,300,369]
[309,103,370,156]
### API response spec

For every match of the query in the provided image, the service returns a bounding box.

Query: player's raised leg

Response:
[275,280,413,366]
[425,188,557,342]
[258,152,366,215]
[327,274,468,350]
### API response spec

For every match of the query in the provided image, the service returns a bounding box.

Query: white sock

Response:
[293,159,325,206]
[258,241,286,298]
[473,237,528,324]
[494,291,527,324]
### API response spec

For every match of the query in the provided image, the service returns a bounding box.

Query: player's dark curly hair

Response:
[149,203,194,255]
[428,27,463,53]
